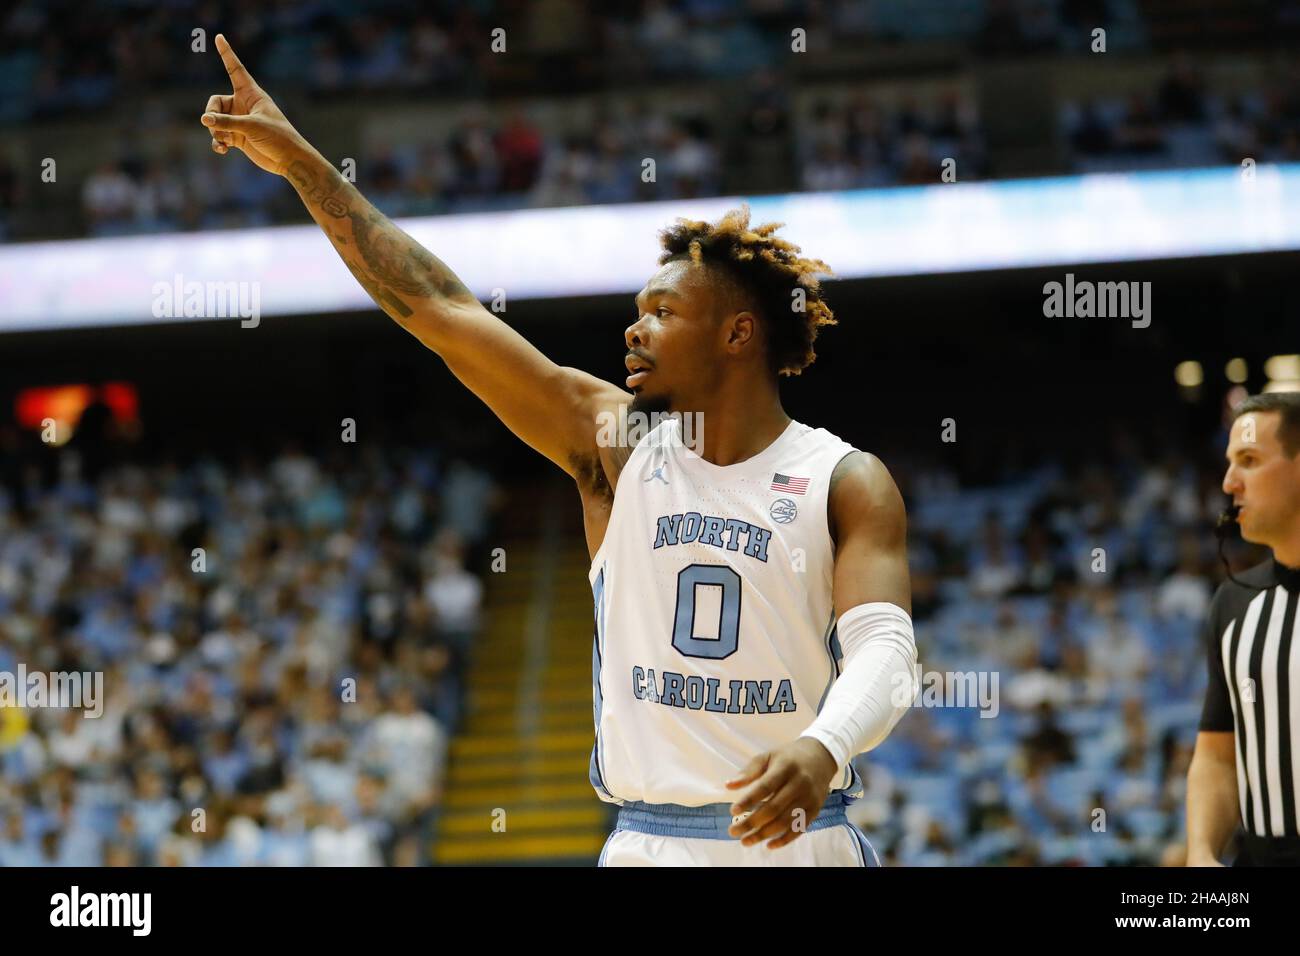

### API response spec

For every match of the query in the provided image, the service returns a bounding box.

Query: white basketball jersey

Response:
[587,416,866,807]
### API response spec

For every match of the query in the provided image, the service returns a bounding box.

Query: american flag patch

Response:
[770,473,809,495]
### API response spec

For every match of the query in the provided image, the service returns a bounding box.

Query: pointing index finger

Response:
[215,33,254,91]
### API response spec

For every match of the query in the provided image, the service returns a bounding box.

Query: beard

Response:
[629,391,672,418]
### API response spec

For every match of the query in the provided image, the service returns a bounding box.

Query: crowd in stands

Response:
[6,1,1297,241]
[1062,56,1300,172]
[0,433,496,866]
[65,84,986,239]
[0,0,1170,127]
[799,89,988,190]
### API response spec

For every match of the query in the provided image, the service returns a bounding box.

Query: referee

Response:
[1187,392,1300,866]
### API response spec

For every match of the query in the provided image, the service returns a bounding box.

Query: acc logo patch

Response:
[769,498,798,524]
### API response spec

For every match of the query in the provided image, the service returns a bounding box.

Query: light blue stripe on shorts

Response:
[848,822,882,866]
[615,791,850,840]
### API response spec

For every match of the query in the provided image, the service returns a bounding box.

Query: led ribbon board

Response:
[1,164,1295,332]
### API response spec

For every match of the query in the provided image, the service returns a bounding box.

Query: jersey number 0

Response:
[671,563,742,660]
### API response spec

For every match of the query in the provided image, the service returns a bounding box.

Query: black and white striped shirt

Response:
[1199,559,1300,838]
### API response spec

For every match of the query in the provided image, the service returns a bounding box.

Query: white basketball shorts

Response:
[596,793,881,867]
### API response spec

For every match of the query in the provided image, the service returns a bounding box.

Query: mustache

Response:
[625,350,654,367]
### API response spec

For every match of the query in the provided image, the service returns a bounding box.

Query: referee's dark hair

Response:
[1232,391,1300,456]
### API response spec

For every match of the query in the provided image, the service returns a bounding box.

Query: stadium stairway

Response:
[432,483,613,865]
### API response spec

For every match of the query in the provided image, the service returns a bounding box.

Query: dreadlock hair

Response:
[656,203,836,377]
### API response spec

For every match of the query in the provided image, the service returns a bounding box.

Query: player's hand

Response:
[200,33,304,176]
[725,737,840,849]
[1185,851,1226,867]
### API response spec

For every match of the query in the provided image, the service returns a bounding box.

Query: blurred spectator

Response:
[81,161,136,236]
[1022,702,1077,772]
[310,803,381,866]
[423,530,483,650]
[495,108,545,195]
[364,684,446,816]
[1158,55,1207,123]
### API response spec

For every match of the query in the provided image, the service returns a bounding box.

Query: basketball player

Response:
[200,35,920,866]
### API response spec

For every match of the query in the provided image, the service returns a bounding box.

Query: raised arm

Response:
[200,34,627,477]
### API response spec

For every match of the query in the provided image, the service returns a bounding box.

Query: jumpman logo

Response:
[644,465,669,485]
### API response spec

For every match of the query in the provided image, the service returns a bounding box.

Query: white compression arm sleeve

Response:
[800,602,920,772]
